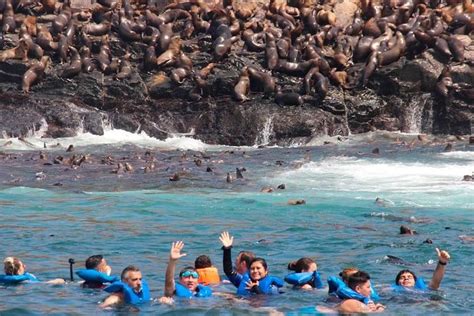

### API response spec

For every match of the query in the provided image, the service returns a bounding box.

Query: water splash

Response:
[255,115,274,146]
[402,95,429,133]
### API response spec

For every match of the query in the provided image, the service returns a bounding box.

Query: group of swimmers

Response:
[1,231,451,313]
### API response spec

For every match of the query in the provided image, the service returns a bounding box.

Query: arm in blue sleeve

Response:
[313,271,324,289]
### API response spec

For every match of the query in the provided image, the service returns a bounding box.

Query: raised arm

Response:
[164,241,186,297]
[219,231,234,277]
[429,248,450,290]
[100,293,123,309]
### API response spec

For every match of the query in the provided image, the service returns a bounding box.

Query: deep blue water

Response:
[0,134,473,315]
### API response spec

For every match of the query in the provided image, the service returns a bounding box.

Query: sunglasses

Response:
[180,270,199,278]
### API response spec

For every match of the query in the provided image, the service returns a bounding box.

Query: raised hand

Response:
[219,231,234,248]
[170,241,187,260]
[436,248,450,264]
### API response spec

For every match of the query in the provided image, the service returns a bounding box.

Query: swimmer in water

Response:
[194,254,221,285]
[395,248,450,290]
[2,257,65,284]
[338,271,385,313]
[162,241,212,299]
[81,255,114,288]
[286,257,323,289]
[237,257,284,295]
[219,231,255,287]
[100,265,149,308]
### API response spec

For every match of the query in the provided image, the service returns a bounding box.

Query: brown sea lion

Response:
[275,87,303,106]
[233,67,250,102]
[156,36,181,67]
[61,47,82,78]
[21,32,44,59]
[22,55,49,93]
[36,24,57,51]
[82,22,111,36]
[118,17,141,42]
[265,32,279,70]
[116,54,132,80]
[247,66,276,96]
[377,31,406,66]
[0,39,28,62]
[52,5,71,34]
[22,15,37,36]
[80,46,95,73]
[448,35,465,62]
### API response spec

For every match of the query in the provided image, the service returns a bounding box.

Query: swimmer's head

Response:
[236,251,255,275]
[249,257,268,281]
[339,267,359,284]
[85,255,110,274]
[179,266,199,291]
[121,265,142,293]
[395,269,417,287]
[288,257,317,273]
[3,257,25,275]
[347,271,372,298]
[194,255,212,269]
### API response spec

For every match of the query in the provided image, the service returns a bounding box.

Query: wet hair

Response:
[395,269,417,285]
[3,257,22,275]
[249,257,267,271]
[195,255,212,269]
[288,257,316,273]
[121,265,140,280]
[179,266,197,278]
[238,251,255,268]
[347,271,371,291]
[85,255,104,270]
[339,267,359,283]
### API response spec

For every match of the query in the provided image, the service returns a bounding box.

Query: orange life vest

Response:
[196,266,221,285]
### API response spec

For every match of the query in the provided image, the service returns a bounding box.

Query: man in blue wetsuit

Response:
[219,231,255,287]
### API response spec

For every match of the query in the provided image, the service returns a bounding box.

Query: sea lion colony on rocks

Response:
[0,0,471,104]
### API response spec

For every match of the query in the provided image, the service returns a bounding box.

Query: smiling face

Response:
[179,270,199,291]
[398,272,416,287]
[250,261,268,281]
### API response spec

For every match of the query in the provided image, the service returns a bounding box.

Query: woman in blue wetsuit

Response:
[237,257,284,295]
[1,257,65,285]
[285,257,324,289]
[393,248,450,291]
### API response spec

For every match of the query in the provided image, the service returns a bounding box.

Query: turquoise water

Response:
[0,138,473,315]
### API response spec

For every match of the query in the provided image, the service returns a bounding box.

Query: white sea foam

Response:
[439,151,474,160]
[268,155,474,208]
[0,129,221,151]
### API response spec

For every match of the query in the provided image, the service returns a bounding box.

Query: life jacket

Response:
[196,266,221,285]
[175,283,213,298]
[237,273,284,295]
[104,280,151,305]
[327,276,380,304]
[0,272,39,284]
[76,269,119,288]
[391,277,428,292]
[284,271,324,289]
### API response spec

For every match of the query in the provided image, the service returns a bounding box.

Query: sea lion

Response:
[233,67,250,102]
[57,34,69,63]
[377,31,406,66]
[275,87,303,106]
[156,36,181,67]
[97,37,111,73]
[2,0,16,33]
[22,55,49,93]
[305,67,329,99]
[52,4,71,34]
[82,22,111,36]
[265,32,279,70]
[0,39,28,62]
[61,47,82,78]
[116,53,132,80]
[448,35,465,62]
[242,29,266,52]
[21,32,44,59]
[36,25,58,51]
[118,17,141,42]
[247,66,276,96]
[22,15,37,36]
[361,51,379,86]
[80,46,95,73]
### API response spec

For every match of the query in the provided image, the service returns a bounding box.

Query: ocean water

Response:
[0,131,473,315]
